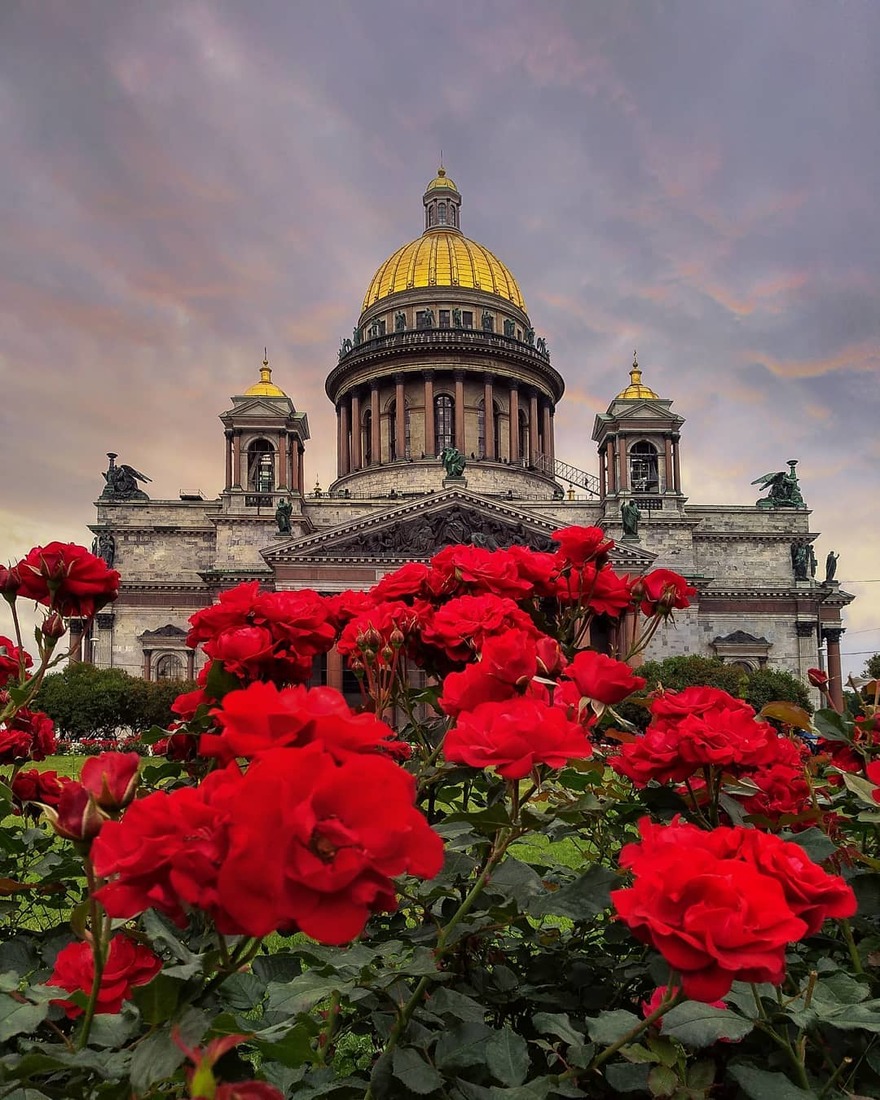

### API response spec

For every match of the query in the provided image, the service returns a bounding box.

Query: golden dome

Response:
[243,355,287,398]
[425,166,458,192]
[615,354,659,400]
[363,232,526,311]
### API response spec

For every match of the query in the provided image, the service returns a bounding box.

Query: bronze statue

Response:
[791,542,810,581]
[100,453,151,501]
[481,309,493,332]
[394,311,406,332]
[752,460,805,508]
[90,532,116,567]
[452,308,462,328]
[825,550,840,582]
[275,499,293,535]
[503,318,515,338]
[621,499,641,539]
[440,446,466,479]
[536,336,548,356]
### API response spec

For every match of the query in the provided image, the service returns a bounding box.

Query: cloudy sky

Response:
[2,0,878,677]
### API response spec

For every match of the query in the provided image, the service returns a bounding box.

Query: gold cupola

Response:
[615,352,659,400]
[243,352,287,398]
[361,167,526,312]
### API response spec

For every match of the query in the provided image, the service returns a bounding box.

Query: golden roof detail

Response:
[363,231,525,311]
[244,354,288,398]
[425,166,459,192]
[615,353,659,400]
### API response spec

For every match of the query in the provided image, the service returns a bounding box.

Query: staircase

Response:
[536,455,600,497]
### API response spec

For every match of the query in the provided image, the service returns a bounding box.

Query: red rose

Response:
[0,635,31,688]
[81,752,140,811]
[186,582,262,646]
[47,934,161,1018]
[336,600,421,667]
[552,525,614,567]
[637,569,696,618]
[252,589,336,655]
[171,687,213,721]
[807,668,829,689]
[563,650,646,706]
[216,745,444,941]
[739,763,813,827]
[201,682,398,763]
[43,782,105,842]
[439,630,544,717]
[371,562,432,602]
[868,761,880,802]
[0,707,56,764]
[203,625,275,678]
[16,542,119,617]
[444,696,592,779]
[641,984,726,1021]
[428,545,534,600]
[176,1032,285,1100]
[11,768,68,814]
[505,545,560,597]
[421,594,539,665]
[613,818,808,1001]
[0,564,22,598]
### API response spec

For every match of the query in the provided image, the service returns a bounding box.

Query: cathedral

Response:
[82,168,852,706]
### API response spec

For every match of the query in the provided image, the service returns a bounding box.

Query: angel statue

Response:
[100,453,152,501]
[440,446,466,479]
[752,459,804,509]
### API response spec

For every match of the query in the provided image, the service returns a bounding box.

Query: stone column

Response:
[143,649,152,681]
[232,430,242,488]
[606,441,616,493]
[297,445,304,494]
[454,372,465,451]
[339,403,350,476]
[663,436,674,493]
[672,433,682,494]
[423,372,435,456]
[277,430,288,489]
[186,650,195,680]
[350,392,362,468]
[94,613,114,668]
[509,385,520,463]
[549,406,556,462]
[599,447,607,500]
[823,628,845,712]
[483,375,495,459]
[542,401,552,467]
[326,645,343,691]
[224,429,233,490]
[395,375,406,459]
[289,436,296,493]
[528,391,539,466]
[370,384,380,465]
[68,619,85,664]
[617,436,629,491]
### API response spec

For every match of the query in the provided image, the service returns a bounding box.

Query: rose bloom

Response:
[641,984,726,1021]
[16,542,120,617]
[81,751,140,811]
[807,667,830,689]
[11,768,68,815]
[552,525,614,568]
[505,545,560,597]
[47,934,162,1018]
[428,545,534,600]
[0,707,56,764]
[562,650,646,706]
[613,818,809,1001]
[201,681,399,763]
[636,568,696,618]
[252,589,337,656]
[186,581,262,646]
[336,600,421,666]
[0,635,31,688]
[739,763,813,828]
[370,562,432,602]
[555,563,633,618]
[444,696,592,779]
[420,594,539,664]
[439,629,545,718]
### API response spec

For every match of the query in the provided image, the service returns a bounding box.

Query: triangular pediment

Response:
[220,396,296,419]
[263,488,656,570]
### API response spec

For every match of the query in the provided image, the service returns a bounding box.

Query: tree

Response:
[34,664,195,740]
[740,666,812,715]
[864,653,880,680]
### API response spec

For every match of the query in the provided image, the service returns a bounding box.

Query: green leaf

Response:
[605,1063,651,1093]
[435,1022,495,1072]
[530,864,618,920]
[86,1011,137,1048]
[485,1028,530,1087]
[728,1064,818,1100]
[0,994,48,1041]
[129,1030,185,1093]
[759,702,813,730]
[647,1064,678,1098]
[531,1011,585,1047]
[781,826,837,863]
[392,1048,444,1095]
[660,1001,753,1047]
[812,709,853,744]
[842,771,880,808]
[586,1009,641,1045]
[265,972,354,1017]
[487,857,545,906]
[131,972,182,1026]
[253,1023,317,1069]
[487,1080,553,1099]
[205,659,243,701]
[423,987,486,1023]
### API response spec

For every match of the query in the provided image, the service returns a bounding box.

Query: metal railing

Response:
[536,454,600,497]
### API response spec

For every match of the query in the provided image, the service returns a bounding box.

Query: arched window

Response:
[518,409,529,463]
[427,204,435,227]
[363,409,373,466]
[247,439,274,492]
[438,202,447,224]
[629,440,659,493]
[389,400,411,461]
[435,394,455,452]
[155,654,184,681]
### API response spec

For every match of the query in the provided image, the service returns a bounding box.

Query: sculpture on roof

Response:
[275,498,293,535]
[440,446,466,479]
[100,453,151,501]
[825,550,840,583]
[791,542,810,581]
[621,498,641,540]
[752,460,804,508]
[90,531,116,567]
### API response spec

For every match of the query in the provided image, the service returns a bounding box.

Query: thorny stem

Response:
[840,919,864,976]
[77,861,110,1049]
[588,984,683,1074]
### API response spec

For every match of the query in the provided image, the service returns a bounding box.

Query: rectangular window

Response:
[416,311,431,330]
[462,311,473,329]
[439,310,450,328]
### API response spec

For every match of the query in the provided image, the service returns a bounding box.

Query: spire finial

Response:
[630,349,642,385]
[259,349,272,385]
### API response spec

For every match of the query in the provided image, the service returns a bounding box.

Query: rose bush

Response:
[0,531,877,1099]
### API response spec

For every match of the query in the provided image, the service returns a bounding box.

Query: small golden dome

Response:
[615,353,659,400]
[363,231,525,311]
[425,166,459,192]
[243,355,287,398]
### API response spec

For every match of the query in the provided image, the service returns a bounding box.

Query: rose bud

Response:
[81,752,140,811]
[42,783,106,842]
[390,628,405,648]
[41,613,67,640]
[0,565,22,601]
[807,668,830,690]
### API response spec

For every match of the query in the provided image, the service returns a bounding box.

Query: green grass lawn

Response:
[28,755,84,779]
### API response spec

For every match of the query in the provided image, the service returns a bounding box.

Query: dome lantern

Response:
[423,165,462,233]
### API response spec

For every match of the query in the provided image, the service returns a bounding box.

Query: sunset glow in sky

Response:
[2,0,879,676]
